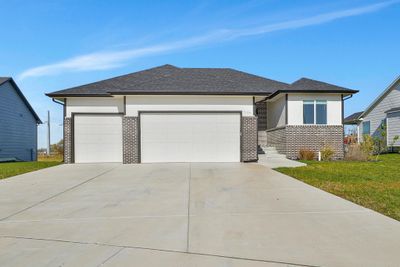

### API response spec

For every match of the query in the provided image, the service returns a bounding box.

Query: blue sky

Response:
[1,0,399,148]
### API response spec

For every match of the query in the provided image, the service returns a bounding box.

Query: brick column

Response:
[122,117,139,164]
[63,117,73,163]
[241,116,258,162]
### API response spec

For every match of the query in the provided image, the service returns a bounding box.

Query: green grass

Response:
[0,161,61,180]
[276,154,400,221]
[38,154,63,162]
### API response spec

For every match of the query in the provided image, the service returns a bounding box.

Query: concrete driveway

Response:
[0,163,399,267]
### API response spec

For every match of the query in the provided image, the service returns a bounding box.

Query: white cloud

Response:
[19,1,397,79]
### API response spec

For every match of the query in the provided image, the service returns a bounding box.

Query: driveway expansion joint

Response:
[0,235,318,267]
[97,247,125,266]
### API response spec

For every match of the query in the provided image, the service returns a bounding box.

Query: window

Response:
[362,121,370,135]
[303,100,314,124]
[316,100,327,124]
[303,100,327,125]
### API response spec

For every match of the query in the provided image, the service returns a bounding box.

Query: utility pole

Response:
[47,110,51,155]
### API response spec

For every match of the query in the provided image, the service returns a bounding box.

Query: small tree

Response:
[373,122,388,160]
[360,134,374,160]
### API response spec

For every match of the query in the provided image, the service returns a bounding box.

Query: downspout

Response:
[253,96,259,162]
[342,94,354,154]
[52,98,66,162]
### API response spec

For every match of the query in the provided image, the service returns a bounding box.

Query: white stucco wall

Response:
[125,95,254,116]
[287,93,342,125]
[267,94,286,129]
[65,97,124,117]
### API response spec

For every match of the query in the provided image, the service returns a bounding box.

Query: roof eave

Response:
[108,91,273,96]
[47,92,274,97]
[266,89,359,100]
[45,93,113,97]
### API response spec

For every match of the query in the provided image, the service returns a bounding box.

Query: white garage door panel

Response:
[141,113,240,163]
[74,114,123,163]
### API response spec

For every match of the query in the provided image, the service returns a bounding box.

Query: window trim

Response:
[303,100,327,125]
[362,120,371,135]
[303,100,315,124]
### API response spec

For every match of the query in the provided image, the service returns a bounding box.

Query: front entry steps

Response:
[259,146,287,158]
[257,131,268,154]
[257,146,306,168]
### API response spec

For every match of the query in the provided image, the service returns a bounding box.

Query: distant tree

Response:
[50,139,63,155]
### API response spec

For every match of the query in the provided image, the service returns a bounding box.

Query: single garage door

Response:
[74,114,123,163]
[140,112,241,163]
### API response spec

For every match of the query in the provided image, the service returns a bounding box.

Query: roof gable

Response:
[360,75,400,118]
[0,77,42,123]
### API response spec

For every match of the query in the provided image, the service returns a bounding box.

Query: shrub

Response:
[360,135,374,159]
[298,149,315,160]
[321,145,335,161]
[345,144,369,161]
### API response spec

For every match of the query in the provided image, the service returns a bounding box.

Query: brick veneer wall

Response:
[285,125,344,160]
[63,117,73,164]
[122,117,139,164]
[241,116,258,162]
[266,127,286,154]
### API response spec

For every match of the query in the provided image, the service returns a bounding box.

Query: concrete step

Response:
[261,147,278,152]
[264,153,287,159]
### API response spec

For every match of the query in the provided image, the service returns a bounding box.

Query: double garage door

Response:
[73,113,241,163]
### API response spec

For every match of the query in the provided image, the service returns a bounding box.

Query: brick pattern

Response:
[63,117,73,163]
[241,116,258,162]
[256,102,267,131]
[266,127,286,154]
[123,116,139,164]
[285,125,344,160]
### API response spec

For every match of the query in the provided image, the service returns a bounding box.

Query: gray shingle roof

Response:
[344,111,363,124]
[290,78,356,92]
[46,64,357,97]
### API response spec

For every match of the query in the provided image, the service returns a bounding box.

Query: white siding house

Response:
[347,76,400,147]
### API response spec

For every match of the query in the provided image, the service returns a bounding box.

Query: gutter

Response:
[267,89,359,101]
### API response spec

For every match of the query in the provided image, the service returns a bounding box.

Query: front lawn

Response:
[276,154,400,221]
[0,161,61,180]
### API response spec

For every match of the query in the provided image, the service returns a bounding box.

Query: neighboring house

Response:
[344,75,400,147]
[0,77,42,161]
[46,64,357,164]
